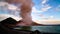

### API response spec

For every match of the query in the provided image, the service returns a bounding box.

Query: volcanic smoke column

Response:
[5,0,33,26]
[20,0,33,26]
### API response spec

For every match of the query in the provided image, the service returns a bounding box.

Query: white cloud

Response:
[32,7,42,13]
[40,0,51,12]
[42,16,54,20]
[0,2,20,11]
[32,7,37,12]
[8,4,18,10]
[42,0,47,4]
[49,16,54,18]
[54,5,60,11]
[0,2,20,17]
[40,5,52,12]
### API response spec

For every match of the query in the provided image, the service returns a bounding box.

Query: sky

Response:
[0,0,60,22]
[31,0,60,21]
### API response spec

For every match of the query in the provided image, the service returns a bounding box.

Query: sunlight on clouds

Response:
[32,6,52,22]
[49,16,54,19]
[0,2,20,11]
[0,1,20,17]
[41,16,54,20]
[34,19,60,25]
[32,18,60,25]
[8,4,18,10]
[32,7,37,12]
[42,0,47,4]
[40,5,52,12]
[0,14,21,21]
[40,0,51,12]
[32,7,42,13]
[39,14,54,20]
[7,4,20,16]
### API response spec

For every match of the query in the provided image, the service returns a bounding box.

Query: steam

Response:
[5,0,33,25]
[20,0,33,25]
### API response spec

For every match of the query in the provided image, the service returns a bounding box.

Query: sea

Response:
[31,26,60,33]
[14,25,60,33]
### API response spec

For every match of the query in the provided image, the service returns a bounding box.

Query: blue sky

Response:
[0,0,60,21]
[31,0,60,21]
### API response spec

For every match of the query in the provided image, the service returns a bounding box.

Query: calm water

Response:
[31,26,60,33]
[14,25,60,33]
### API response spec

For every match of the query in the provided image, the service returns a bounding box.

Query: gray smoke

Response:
[4,0,33,26]
[20,0,33,25]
